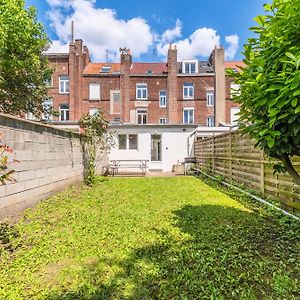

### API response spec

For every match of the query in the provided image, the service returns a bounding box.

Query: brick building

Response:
[42,39,242,127]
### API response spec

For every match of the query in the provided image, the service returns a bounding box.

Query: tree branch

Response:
[280,154,300,185]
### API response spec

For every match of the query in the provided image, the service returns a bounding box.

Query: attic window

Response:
[146,70,153,74]
[101,66,111,73]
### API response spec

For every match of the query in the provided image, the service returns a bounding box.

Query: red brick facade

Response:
[45,39,242,126]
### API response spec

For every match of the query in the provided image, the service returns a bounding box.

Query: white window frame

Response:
[137,109,148,124]
[231,107,240,125]
[136,83,148,100]
[42,98,53,120]
[59,75,69,94]
[183,83,194,99]
[183,60,198,74]
[230,82,241,98]
[159,90,167,107]
[183,108,194,124]
[159,118,167,124]
[25,112,37,121]
[206,91,214,106]
[110,90,121,114]
[89,108,98,116]
[118,134,138,150]
[89,83,101,101]
[207,116,215,127]
[59,104,70,121]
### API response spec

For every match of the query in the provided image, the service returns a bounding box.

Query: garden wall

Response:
[0,114,108,219]
[194,130,300,215]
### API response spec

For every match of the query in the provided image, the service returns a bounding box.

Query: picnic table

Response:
[110,159,149,176]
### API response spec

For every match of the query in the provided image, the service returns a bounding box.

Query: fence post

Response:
[212,133,215,173]
[229,130,232,182]
[260,150,265,196]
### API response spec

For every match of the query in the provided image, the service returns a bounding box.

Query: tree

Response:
[228,0,300,185]
[79,110,114,186]
[0,0,52,116]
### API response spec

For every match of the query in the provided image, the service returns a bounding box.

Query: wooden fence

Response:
[194,130,300,215]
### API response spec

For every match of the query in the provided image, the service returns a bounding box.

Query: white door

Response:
[150,134,162,170]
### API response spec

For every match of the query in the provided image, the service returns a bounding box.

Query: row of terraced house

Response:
[29,39,244,172]
[35,39,242,129]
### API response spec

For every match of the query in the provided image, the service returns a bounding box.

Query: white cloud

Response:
[46,40,69,53]
[46,0,154,60]
[46,1,240,61]
[157,26,220,61]
[161,19,182,43]
[225,34,239,60]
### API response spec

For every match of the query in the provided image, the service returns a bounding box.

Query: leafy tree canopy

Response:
[228,0,300,184]
[0,0,52,116]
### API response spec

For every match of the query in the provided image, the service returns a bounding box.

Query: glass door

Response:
[151,135,162,162]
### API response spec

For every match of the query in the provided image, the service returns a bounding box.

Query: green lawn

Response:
[0,177,299,299]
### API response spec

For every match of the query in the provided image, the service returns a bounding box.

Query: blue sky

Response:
[26,0,267,62]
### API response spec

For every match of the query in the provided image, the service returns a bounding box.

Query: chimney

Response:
[210,46,225,126]
[120,49,132,123]
[69,39,85,121]
[167,44,178,124]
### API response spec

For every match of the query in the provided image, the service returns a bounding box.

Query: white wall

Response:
[108,127,195,172]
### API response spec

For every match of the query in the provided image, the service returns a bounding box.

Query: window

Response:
[207,116,215,127]
[118,134,138,150]
[183,108,194,124]
[59,75,69,94]
[110,90,121,114]
[89,83,100,100]
[112,117,121,123]
[206,91,214,106]
[59,104,69,121]
[183,83,194,99]
[129,134,138,150]
[136,83,147,100]
[26,112,36,120]
[137,109,147,124]
[159,90,167,107]
[42,98,53,120]
[45,76,53,87]
[160,118,167,124]
[231,107,240,125]
[118,135,127,150]
[101,66,111,73]
[89,108,98,116]
[230,82,241,98]
[183,62,197,74]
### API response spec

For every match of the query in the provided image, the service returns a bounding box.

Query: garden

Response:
[0,176,299,299]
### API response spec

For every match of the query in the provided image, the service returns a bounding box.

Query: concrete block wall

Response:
[0,114,108,219]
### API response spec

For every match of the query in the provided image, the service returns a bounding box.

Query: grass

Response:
[0,176,299,299]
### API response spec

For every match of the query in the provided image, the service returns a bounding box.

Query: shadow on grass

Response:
[46,205,300,300]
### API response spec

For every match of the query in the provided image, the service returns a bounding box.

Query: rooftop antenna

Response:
[71,20,74,43]
[105,49,109,62]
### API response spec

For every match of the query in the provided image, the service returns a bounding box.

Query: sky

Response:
[25,0,267,62]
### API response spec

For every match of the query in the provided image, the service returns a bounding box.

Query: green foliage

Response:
[228,0,300,184]
[0,177,299,299]
[0,0,52,116]
[79,110,114,186]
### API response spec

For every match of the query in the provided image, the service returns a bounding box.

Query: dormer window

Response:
[146,70,153,74]
[183,61,198,74]
[101,66,111,73]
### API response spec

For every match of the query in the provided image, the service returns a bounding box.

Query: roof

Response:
[83,63,121,75]
[225,61,245,71]
[130,62,168,75]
